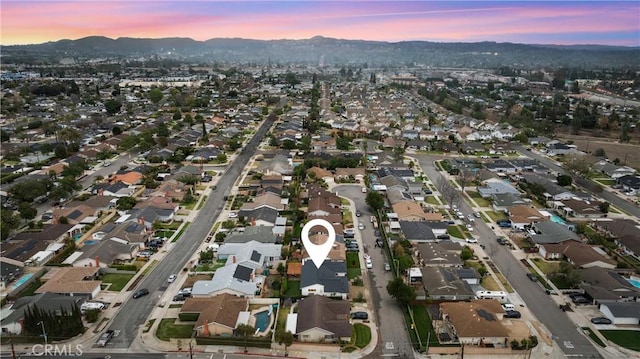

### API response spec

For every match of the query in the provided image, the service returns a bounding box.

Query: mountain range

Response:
[2,36,638,69]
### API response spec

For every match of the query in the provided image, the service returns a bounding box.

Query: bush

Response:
[178,312,200,322]
[84,309,100,323]
[110,264,139,272]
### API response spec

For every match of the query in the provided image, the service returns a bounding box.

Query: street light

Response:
[37,321,47,345]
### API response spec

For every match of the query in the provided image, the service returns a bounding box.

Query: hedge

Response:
[178,313,200,322]
[195,336,271,348]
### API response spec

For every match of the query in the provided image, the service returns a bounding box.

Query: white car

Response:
[365,259,373,269]
[361,187,367,193]
[358,223,365,230]
[228,212,238,218]
[466,237,478,244]
[466,224,474,232]
[168,274,177,283]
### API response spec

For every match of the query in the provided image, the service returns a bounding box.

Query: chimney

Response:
[233,256,236,264]
[98,188,104,196]
[95,256,100,267]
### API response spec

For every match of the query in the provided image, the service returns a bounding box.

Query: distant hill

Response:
[2,35,638,69]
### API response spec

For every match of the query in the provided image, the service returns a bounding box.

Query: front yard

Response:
[600,330,640,351]
[101,273,135,291]
[156,318,194,341]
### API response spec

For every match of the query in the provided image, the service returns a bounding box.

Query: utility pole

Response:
[38,321,47,345]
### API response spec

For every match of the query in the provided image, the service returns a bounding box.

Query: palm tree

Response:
[235,324,255,353]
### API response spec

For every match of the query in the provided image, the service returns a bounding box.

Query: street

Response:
[334,185,415,359]
[414,153,604,359]
[100,110,279,349]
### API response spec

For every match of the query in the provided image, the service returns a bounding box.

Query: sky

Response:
[1,1,639,46]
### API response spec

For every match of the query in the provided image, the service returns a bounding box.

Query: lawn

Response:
[411,305,439,349]
[481,275,501,291]
[284,280,301,298]
[154,230,175,239]
[594,178,616,186]
[346,252,362,280]
[581,327,606,347]
[531,258,560,275]
[17,279,43,298]
[351,323,372,349]
[425,195,441,205]
[485,211,508,221]
[171,221,190,243]
[447,225,467,239]
[101,273,135,291]
[466,191,492,207]
[496,273,514,293]
[156,318,194,341]
[600,330,640,351]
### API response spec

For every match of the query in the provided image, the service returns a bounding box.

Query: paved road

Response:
[101,108,281,349]
[414,154,603,359]
[334,185,415,359]
[512,144,640,218]
[12,353,281,359]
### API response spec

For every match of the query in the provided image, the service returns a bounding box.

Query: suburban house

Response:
[335,167,366,183]
[538,242,616,269]
[521,174,574,201]
[507,205,548,229]
[240,192,287,212]
[593,161,637,179]
[484,160,517,174]
[416,242,463,267]
[180,294,249,336]
[0,293,88,334]
[391,201,430,222]
[556,198,607,219]
[293,295,352,343]
[528,221,580,246]
[224,226,280,244]
[591,219,640,260]
[216,240,282,271]
[579,267,640,304]
[439,300,509,347]
[491,193,528,212]
[617,175,640,191]
[300,260,348,299]
[399,221,449,242]
[66,237,139,268]
[477,178,521,198]
[35,267,101,298]
[422,266,475,301]
[598,302,640,325]
[192,263,264,298]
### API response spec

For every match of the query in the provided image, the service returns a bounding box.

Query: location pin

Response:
[301,219,336,269]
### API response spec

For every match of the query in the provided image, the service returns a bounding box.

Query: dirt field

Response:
[556,135,640,170]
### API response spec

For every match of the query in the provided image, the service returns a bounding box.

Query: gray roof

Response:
[74,237,137,265]
[530,221,579,244]
[522,174,573,197]
[238,207,279,224]
[601,302,640,319]
[300,260,348,294]
[421,266,475,299]
[224,226,279,244]
[416,242,463,267]
[491,193,527,207]
[399,221,436,241]
[478,180,520,197]
[191,263,258,296]
[1,293,88,325]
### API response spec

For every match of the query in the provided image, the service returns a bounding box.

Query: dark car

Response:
[572,296,591,304]
[355,210,361,217]
[374,230,381,237]
[173,294,188,302]
[590,317,612,325]
[526,273,538,282]
[496,237,507,245]
[351,311,368,320]
[132,288,149,299]
[505,310,521,319]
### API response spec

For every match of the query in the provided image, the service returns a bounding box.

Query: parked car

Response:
[97,330,115,347]
[374,230,381,237]
[590,317,612,325]
[132,288,149,299]
[365,259,373,269]
[473,212,481,218]
[465,237,478,244]
[228,212,238,218]
[465,224,474,232]
[361,187,367,193]
[168,274,177,283]
[436,234,450,240]
[358,223,365,230]
[356,210,361,217]
[384,263,391,271]
[505,310,522,319]
[496,237,507,245]
[351,311,369,320]
[526,273,538,282]
[572,296,591,304]
[173,294,188,302]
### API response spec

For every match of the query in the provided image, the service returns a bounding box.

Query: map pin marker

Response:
[301,219,336,269]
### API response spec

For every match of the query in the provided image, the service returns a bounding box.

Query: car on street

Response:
[496,237,507,245]
[168,274,177,283]
[526,273,538,282]
[374,230,381,237]
[97,330,115,347]
[384,263,391,271]
[465,237,478,244]
[590,317,612,325]
[572,296,591,304]
[173,294,188,301]
[132,288,149,299]
[473,212,481,218]
[365,259,373,269]
[361,187,367,193]
[356,210,361,217]
[351,311,369,320]
[466,224,474,232]
[358,223,365,230]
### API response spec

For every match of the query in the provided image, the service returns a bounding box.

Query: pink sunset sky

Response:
[1,1,639,46]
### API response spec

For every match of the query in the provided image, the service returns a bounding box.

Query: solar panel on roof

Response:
[250,250,261,262]
[125,223,140,233]
[68,210,82,220]
[476,309,495,321]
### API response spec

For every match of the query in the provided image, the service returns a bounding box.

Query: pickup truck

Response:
[97,330,114,347]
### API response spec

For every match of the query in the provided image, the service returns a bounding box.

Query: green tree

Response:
[386,277,416,307]
[148,88,163,104]
[235,324,255,353]
[365,191,385,212]
[460,246,473,261]
[217,153,227,163]
[104,99,122,115]
[276,330,294,356]
[393,145,405,162]
[18,203,37,222]
[1,210,20,240]
[598,202,610,213]
[116,196,137,210]
[173,109,182,121]
[556,174,572,187]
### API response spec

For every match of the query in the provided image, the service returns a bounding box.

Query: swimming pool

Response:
[254,311,270,332]
[550,214,567,225]
[73,234,82,241]
[628,277,640,289]
[84,240,98,245]
[11,273,34,291]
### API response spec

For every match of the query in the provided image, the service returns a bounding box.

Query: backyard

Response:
[284,280,301,298]
[101,273,135,291]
